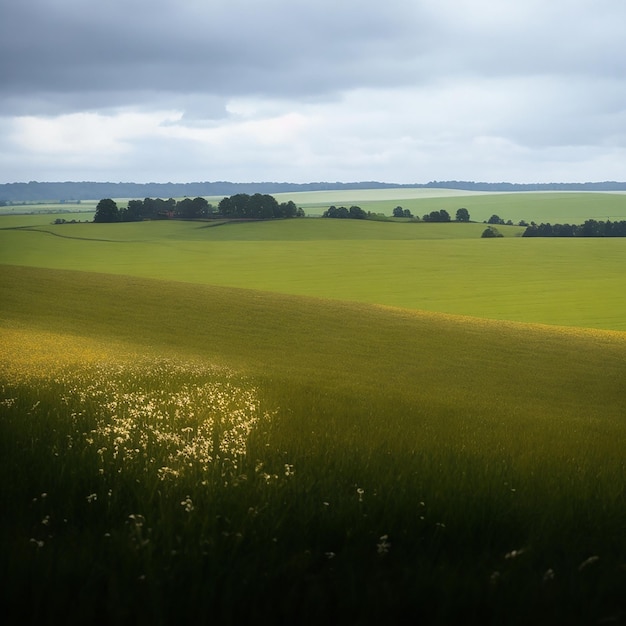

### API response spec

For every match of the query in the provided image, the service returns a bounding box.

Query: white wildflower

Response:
[578,556,600,571]
[181,496,194,513]
[505,548,525,559]
[376,534,391,555]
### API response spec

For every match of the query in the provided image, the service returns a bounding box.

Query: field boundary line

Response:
[0,225,135,243]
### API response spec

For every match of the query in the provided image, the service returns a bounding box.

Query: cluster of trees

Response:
[217,194,303,219]
[94,194,304,223]
[486,214,519,226]
[422,208,471,222]
[322,206,473,222]
[522,219,626,237]
[322,205,368,219]
[393,206,414,218]
[422,209,451,222]
[94,197,214,222]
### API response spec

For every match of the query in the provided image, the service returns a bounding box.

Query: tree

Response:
[218,196,234,216]
[349,205,367,219]
[481,226,503,238]
[322,205,350,218]
[176,198,194,218]
[393,206,414,218]
[142,197,158,218]
[216,193,299,219]
[423,209,451,222]
[219,194,251,217]
[122,199,144,221]
[94,198,120,223]
[176,196,208,218]
[191,196,209,217]
[487,214,505,225]
[455,207,470,222]
[277,200,298,218]
[252,193,279,219]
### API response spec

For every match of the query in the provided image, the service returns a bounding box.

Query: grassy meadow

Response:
[2,215,626,330]
[1,193,626,625]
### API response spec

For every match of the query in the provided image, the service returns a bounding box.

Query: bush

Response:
[481,226,503,238]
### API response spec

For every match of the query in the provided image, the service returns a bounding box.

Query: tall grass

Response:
[2,267,626,624]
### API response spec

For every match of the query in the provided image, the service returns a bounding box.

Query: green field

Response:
[2,215,625,330]
[1,195,626,625]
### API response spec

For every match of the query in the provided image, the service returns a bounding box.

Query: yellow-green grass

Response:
[2,265,626,624]
[1,219,625,330]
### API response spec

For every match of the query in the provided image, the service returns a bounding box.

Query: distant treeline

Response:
[424,180,626,192]
[2,181,416,203]
[4,179,626,203]
[93,194,304,222]
[321,206,474,222]
[522,219,626,237]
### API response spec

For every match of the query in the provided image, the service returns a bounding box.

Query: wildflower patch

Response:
[0,327,273,482]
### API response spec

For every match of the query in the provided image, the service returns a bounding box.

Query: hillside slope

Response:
[2,265,626,624]
[3,265,625,427]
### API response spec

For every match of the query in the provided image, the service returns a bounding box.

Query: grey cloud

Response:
[1,0,428,115]
[4,0,626,119]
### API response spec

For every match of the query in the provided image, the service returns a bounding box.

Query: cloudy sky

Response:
[1,0,626,184]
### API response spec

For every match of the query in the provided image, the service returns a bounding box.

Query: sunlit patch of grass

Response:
[0,327,273,481]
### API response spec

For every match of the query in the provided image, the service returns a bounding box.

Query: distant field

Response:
[162,188,626,222]
[1,217,625,330]
[0,201,97,216]
[270,189,626,223]
[5,189,626,224]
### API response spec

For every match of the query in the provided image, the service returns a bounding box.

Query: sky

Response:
[1,0,626,185]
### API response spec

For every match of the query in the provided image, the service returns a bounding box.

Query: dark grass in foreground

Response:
[1,266,626,625]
